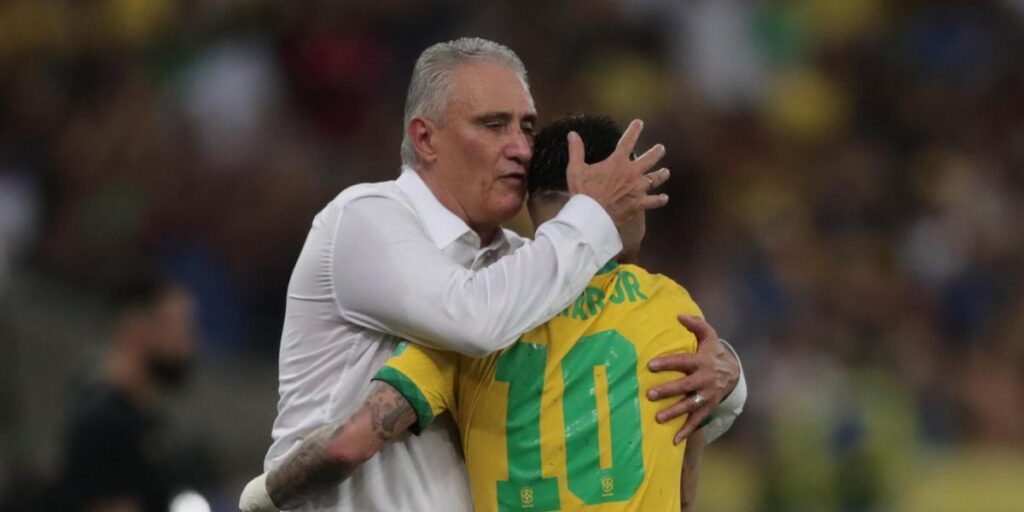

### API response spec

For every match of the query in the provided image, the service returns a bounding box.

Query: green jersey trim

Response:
[596,260,620,276]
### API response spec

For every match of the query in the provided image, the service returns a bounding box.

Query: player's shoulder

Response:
[618,263,701,312]
[617,263,686,293]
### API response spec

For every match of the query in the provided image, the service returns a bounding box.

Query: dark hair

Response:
[528,114,624,197]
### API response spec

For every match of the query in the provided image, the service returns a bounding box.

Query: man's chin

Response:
[496,176,527,194]
[491,194,527,223]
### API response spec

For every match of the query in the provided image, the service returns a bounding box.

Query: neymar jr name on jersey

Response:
[559,268,649,321]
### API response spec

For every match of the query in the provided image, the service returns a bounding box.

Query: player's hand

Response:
[566,119,670,235]
[646,315,740,444]
[239,473,279,512]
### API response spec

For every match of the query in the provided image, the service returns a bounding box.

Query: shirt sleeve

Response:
[333,194,622,357]
[702,339,747,444]
[372,343,458,435]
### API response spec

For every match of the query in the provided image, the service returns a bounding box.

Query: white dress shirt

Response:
[265,168,746,511]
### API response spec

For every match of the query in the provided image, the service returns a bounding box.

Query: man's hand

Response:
[566,119,670,234]
[647,315,740,444]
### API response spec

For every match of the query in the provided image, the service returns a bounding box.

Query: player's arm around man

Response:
[241,382,419,511]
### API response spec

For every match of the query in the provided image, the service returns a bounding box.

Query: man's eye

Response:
[486,121,505,130]
[521,124,535,136]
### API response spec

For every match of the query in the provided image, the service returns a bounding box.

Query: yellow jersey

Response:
[374,261,702,511]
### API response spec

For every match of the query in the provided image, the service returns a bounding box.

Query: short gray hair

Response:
[400,37,529,166]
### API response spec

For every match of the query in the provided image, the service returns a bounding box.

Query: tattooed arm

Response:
[243,381,417,511]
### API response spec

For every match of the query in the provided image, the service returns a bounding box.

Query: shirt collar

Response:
[484,224,510,251]
[396,167,475,250]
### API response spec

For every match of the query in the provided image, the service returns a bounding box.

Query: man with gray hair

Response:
[244,37,746,511]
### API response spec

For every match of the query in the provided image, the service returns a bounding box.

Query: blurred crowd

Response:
[1,0,1023,510]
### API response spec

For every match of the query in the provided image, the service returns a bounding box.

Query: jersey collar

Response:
[596,259,620,275]
[396,167,475,250]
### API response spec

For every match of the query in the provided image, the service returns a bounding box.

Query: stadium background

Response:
[1,0,1023,510]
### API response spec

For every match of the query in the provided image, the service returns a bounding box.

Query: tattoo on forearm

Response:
[371,386,413,441]
[266,422,346,509]
[266,382,417,509]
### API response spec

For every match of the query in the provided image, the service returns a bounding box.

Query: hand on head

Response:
[565,119,670,235]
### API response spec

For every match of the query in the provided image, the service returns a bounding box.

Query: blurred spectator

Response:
[177,35,284,169]
[46,276,214,512]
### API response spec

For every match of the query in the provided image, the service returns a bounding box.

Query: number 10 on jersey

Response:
[495,330,645,511]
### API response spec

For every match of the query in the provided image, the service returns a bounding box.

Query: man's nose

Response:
[505,127,532,164]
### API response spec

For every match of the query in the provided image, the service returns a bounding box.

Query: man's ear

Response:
[408,117,439,165]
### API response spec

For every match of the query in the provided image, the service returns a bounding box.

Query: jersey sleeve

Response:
[372,342,457,435]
